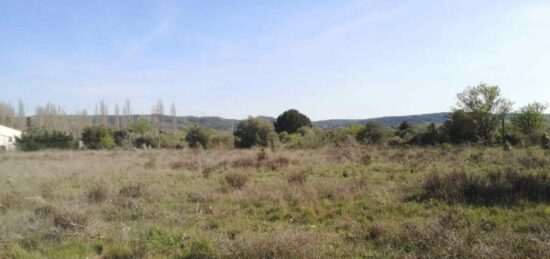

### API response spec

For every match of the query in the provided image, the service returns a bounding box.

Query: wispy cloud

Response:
[124,0,178,58]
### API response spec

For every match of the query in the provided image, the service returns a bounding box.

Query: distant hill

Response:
[36,113,550,132]
[314,112,451,128]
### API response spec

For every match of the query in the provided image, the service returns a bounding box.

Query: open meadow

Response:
[1,146,550,258]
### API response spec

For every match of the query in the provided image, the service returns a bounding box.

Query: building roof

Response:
[0,124,22,136]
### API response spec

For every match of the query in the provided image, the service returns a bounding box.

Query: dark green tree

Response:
[442,110,479,144]
[185,125,211,149]
[274,109,312,134]
[396,120,414,139]
[234,117,276,148]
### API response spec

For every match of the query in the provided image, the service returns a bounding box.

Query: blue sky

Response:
[1,0,549,120]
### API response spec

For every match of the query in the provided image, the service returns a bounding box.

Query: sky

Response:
[1,0,549,120]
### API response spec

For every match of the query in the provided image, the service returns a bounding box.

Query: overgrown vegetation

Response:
[2,146,550,258]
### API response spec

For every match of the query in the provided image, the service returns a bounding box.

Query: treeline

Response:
[8,83,550,151]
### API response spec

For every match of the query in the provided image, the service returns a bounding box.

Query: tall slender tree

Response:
[170,102,177,137]
[17,100,26,130]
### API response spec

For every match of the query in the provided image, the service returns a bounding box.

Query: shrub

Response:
[35,205,58,218]
[185,125,211,149]
[287,170,307,185]
[54,212,87,231]
[286,127,328,149]
[87,184,108,203]
[119,183,147,198]
[82,125,115,150]
[16,128,75,151]
[441,110,479,144]
[225,172,249,189]
[356,121,388,144]
[113,129,129,147]
[256,148,268,161]
[234,117,276,148]
[409,123,444,146]
[133,135,156,149]
[541,133,550,149]
[274,109,312,134]
[422,170,550,205]
[209,132,234,149]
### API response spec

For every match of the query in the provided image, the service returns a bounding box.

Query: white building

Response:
[0,125,22,151]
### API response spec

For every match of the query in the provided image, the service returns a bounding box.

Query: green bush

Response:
[133,135,156,149]
[81,125,115,150]
[234,117,276,148]
[16,128,75,151]
[356,121,390,144]
[185,125,211,149]
[286,127,328,149]
[541,133,550,149]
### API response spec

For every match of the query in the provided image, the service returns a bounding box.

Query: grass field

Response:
[1,146,550,258]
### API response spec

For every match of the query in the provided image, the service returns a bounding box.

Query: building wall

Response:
[0,125,22,151]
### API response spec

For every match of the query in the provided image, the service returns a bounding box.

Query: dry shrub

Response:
[87,184,108,203]
[256,148,268,162]
[266,156,291,171]
[0,192,23,210]
[395,222,472,257]
[119,183,147,198]
[330,148,354,163]
[468,152,485,163]
[229,229,320,259]
[35,204,59,218]
[518,154,550,169]
[366,223,387,241]
[287,170,307,185]
[144,155,157,169]
[422,170,550,205]
[170,160,201,171]
[360,152,373,166]
[231,157,257,169]
[225,172,249,189]
[202,166,218,178]
[187,191,214,203]
[54,212,87,231]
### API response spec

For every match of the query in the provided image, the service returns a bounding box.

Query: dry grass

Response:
[0,146,549,258]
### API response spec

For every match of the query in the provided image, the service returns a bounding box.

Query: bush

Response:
[356,121,389,144]
[16,128,75,151]
[287,170,307,185]
[225,172,249,189]
[422,170,550,205]
[441,110,479,144]
[234,117,276,148]
[185,125,211,149]
[274,109,312,134]
[54,212,87,231]
[409,123,443,146]
[209,132,234,149]
[82,125,115,150]
[541,133,550,149]
[133,135,156,149]
[113,129,129,147]
[87,184,108,203]
[256,148,268,161]
[286,128,329,149]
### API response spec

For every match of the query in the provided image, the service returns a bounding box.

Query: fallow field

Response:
[1,146,550,258]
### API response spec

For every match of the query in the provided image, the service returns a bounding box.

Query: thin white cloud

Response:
[124,0,178,58]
